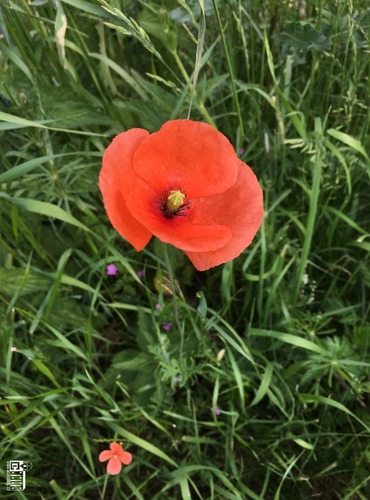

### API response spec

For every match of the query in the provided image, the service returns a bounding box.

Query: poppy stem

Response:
[162,244,184,375]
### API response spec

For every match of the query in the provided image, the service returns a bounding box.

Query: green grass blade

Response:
[299,394,370,433]
[249,329,326,355]
[327,128,370,161]
[293,119,324,302]
[1,194,91,232]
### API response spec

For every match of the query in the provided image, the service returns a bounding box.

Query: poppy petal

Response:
[107,457,122,475]
[99,129,153,250]
[99,450,112,462]
[132,120,239,198]
[152,221,231,252]
[120,451,133,465]
[124,175,232,252]
[185,161,263,270]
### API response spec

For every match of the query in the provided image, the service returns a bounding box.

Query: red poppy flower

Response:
[99,442,132,475]
[99,120,263,271]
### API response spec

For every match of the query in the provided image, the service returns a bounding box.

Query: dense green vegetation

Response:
[1,0,369,498]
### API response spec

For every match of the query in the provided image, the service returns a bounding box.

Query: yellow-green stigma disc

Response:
[166,189,186,211]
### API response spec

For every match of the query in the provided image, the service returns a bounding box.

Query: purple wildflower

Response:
[137,269,144,279]
[162,322,173,332]
[211,406,221,416]
[106,264,118,276]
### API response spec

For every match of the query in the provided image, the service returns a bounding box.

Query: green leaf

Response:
[61,0,108,17]
[0,111,105,136]
[299,394,370,432]
[0,155,61,184]
[113,426,178,468]
[325,206,369,236]
[0,44,34,83]
[250,362,273,407]
[327,128,369,161]
[0,194,90,232]
[89,53,147,100]
[55,2,68,69]
[249,328,326,355]
[0,267,51,297]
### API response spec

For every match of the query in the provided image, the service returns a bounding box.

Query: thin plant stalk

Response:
[211,0,244,138]
[163,244,185,375]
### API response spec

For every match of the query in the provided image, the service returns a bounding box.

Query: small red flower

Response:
[99,120,263,271]
[99,442,132,475]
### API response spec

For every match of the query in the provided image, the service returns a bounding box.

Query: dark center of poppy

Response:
[160,188,189,219]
